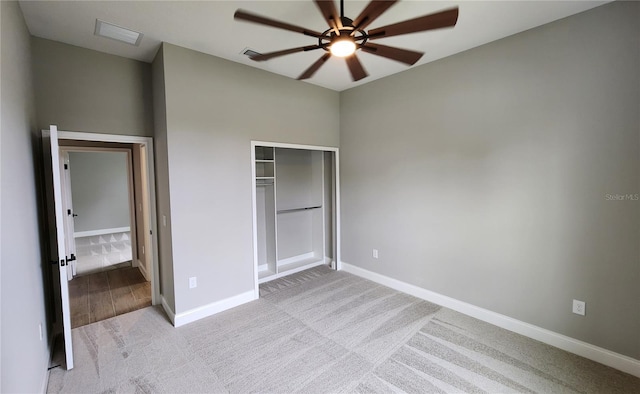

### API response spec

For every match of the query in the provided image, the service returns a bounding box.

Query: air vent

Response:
[242,48,262,58]
[94,19,143,46]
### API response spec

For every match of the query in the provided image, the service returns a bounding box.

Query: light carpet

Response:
[47,265,640,393]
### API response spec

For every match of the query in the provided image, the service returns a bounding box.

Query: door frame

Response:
[250,141,341,298]
[56,130,160,304]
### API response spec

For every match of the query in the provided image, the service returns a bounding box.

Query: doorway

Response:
[43,127,159,369]
[62,149,133,276]
[59,145,151,327]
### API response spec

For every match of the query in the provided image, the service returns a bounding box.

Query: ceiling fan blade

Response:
[251,45,323,61]
[352,1,397,31]
[345,54,368,81]
[360,43,423,65]
[234,9,324,38]
[368,7,459,39]
[314,0,342,31]
[298,53,332,80]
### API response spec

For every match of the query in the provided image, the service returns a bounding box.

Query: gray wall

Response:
[68,151,130,232]
[340,1,640,359]
[1,1,51,392]
[32,37,153,136]
[157,43,339,314]
[151,45,176,311]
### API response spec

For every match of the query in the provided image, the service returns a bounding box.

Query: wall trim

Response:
[39,346,52,393]
[172,290,257,328]
[277,252,315,267]
[341,262,640,378]
[40,329,59,393]
[137,259,150,281]
[73,227,130,238]
[161,296,176,326]
[40,369,50,394]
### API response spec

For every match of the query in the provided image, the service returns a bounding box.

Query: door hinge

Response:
[64,164,68,170]
[67,209,71,215]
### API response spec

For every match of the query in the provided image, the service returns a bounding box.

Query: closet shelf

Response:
[277,206,322,214]
[256,176,275,179]
[255,159,274,163]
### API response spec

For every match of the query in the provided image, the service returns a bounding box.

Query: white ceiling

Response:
[19,0,610,91]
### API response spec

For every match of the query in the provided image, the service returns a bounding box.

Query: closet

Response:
[252,143,338,284]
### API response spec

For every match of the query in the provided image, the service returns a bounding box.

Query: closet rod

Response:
[277,206,321,214]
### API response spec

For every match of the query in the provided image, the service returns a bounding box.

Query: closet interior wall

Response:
[254,145,336,284]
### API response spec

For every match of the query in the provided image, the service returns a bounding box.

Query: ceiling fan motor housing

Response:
[234,0,459,81]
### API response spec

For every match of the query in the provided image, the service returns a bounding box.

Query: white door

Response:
[60,151,77,278]
[42,125,74,370]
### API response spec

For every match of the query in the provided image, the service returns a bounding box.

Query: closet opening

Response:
[251,142,340,293]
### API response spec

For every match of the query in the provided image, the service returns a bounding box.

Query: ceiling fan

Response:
[234,0,459,82]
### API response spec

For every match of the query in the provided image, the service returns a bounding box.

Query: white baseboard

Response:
[40,369,50,394]
[340,262,640,378]
[40,349,51,393]
[259,259,326,284]
[137,259,150,281]
[40,329,58,393]
[277,252,315,267]
[74,227,130,238]
[172,290,257,328]
[161,296,176,326]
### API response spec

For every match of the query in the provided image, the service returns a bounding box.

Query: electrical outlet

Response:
[189,277,197,289]
[372,249,379,259]
[572,299,586,316]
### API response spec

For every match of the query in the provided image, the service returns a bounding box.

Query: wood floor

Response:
[69,266,151,328]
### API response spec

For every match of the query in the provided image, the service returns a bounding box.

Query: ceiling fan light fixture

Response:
[330,37,356,57]
[234,1,460,81]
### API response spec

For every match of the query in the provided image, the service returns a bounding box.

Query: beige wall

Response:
[1,1,51,392]
[32,37,153,136]
[157,43,339,314]
[340,1,640,359]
